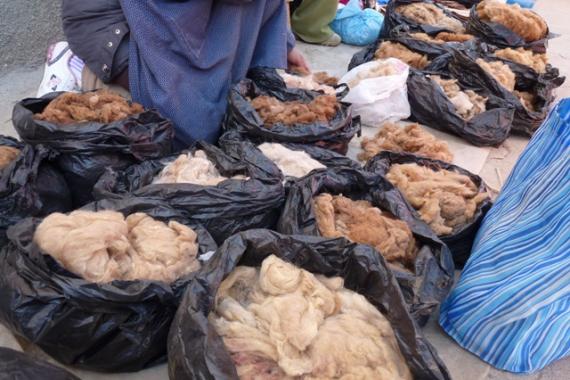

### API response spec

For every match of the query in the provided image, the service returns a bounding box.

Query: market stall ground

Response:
[0,1,569,379]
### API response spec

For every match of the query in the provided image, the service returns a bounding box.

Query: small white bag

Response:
[340,58,410,127]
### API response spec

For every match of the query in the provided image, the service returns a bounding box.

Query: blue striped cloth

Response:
[439,99,570,373]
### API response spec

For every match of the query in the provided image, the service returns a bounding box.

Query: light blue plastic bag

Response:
[507,0,535,8]
[331,0,384,46]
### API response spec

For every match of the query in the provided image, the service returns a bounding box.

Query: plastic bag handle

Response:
[335,83,350,99]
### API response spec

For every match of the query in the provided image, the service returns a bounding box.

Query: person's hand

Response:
[287,47,310,74]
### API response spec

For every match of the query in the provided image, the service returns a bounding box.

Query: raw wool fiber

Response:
[374,41,430,69]
[346,61,399,88]
[34,90,144,125]
[411,32,474,44]
[0,146,20,170]
[313,72,339,87]
[210,255,413,380]
[250,95,339,126]
[476,58,516,91]
[34,210,200,284]
[359,123,453,163]
[314,193,417,269]
[279,72,336,95]
[153,150,246,186]
[434,31,474,43]
[258,143,325,178]
[288,64,311,77]
[285,68,339,87]
[396,2,465,33]
[514,90,537,112]
[430,75,487,120]
[386,163,489,235]
[495,47,548,74]
[477,0,547,42]
[411,33,446,44]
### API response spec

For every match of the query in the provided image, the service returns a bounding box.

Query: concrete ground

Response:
[0,1,568,379]
[0,0,63,71]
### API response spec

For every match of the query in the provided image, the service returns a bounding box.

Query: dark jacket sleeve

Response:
[61,0,130,83]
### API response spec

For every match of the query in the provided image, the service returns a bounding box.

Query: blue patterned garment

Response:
[439,99,570,373]
[120,0,290,147]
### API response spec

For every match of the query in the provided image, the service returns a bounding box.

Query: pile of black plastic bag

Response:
[0,83,454,378]
[352,0,564,143]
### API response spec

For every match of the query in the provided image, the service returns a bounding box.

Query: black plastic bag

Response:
[0,198,217,372]
[381,0,468,38]
[167,229,451,380]
[222,69,360,155]
[247,66,349,99]
[267,142,361,171]
[407,70,515,146]
[268,142,362,179]
[348,31,453,72]
[466,5,549,52]
[365,151,492,268]
[219,130,361,181]
[453,0,480,6]
[276,168,454,324]
[488,47,566,93]
[12,92,174,207]
[0,137,71,248]
[458,41,565,92]
[435,0,480,8]
[0,347,79,380]
[491,49,565,135]
[0,135,20,150]
[449,49,562,135]
[94,139,285,244]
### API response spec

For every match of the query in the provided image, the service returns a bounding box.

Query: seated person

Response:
[60,0,309,147]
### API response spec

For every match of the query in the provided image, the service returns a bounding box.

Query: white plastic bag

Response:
[340,58,410,127]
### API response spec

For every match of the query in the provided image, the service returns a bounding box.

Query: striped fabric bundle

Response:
[439,99,570,373]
